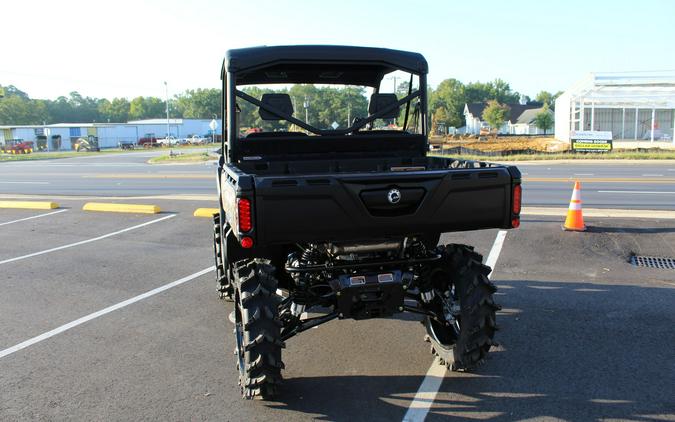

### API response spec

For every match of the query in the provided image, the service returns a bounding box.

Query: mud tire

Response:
[213,213,233,301]
[425,244,500,371]
[233,259,284,399]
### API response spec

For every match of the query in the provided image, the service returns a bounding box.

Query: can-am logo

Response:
[387,189,401,204]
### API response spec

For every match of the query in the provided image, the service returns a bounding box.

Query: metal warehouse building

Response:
[555,71,675,143]
[0,118,219,150]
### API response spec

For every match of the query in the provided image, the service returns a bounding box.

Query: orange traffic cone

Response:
[563,181,586,231]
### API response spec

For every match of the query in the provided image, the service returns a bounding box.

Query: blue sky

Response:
[2,0,674,100]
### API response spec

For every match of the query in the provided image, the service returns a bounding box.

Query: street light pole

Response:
[164,81,170,138]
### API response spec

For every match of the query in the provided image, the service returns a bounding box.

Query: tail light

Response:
[237,198,252,232]
[512,184,522,214]
[240,236,254,248]
[511,184,522,229]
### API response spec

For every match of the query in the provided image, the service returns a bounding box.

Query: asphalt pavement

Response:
[1,152,674,421]
[1,151,675,209]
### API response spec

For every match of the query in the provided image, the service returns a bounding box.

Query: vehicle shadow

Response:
[265,279,675,421]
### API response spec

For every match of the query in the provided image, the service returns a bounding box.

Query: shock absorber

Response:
[418,265,439,304]
[288,246,325,317]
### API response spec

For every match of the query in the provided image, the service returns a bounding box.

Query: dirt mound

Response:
[431,136,569,153]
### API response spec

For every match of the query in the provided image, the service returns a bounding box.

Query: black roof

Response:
[222,45,428,87]
[466,102,544,123]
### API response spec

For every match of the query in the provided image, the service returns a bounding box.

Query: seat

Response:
[368,93,400,118]
[259,93,294,120]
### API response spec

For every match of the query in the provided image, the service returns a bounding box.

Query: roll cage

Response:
[221,45,429,163]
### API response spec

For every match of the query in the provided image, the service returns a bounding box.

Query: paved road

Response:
[518,161,675,210]
[0,149,218,197]
[0,201,672,420]
[2,152,675,210]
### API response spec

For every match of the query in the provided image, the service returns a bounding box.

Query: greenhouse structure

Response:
[555,71,675,143]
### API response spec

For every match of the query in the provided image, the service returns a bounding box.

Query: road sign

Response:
[331,121,339,130]
[209,119,218,131]
[571,131,613,152]
[44,128,51,137]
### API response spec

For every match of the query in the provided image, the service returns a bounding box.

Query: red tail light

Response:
[237,198,252,232]
[240,236,254,248]
[512,184,522,215]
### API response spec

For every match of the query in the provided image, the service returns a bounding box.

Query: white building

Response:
[555,71,675,142]
[126,118,215,140]
[0,118,220,150]
[464,102,552,135]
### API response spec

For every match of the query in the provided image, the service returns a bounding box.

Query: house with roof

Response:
[463,101,553,135]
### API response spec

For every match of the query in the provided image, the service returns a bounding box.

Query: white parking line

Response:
[641,174,663,177]
[0,181,50,185]
[403,230,508,422]
[0,209,68,227]
[0,266,214,359]
[0,214,176,265]
[485,230,508,269]
[598,190,675,195]
[573,173,594,176]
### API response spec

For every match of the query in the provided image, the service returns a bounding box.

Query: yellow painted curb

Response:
[0,200,59,210]
[83,202,161,214]
[193,208,219,218]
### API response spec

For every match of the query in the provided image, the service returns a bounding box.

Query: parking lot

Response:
[1,154,674,421]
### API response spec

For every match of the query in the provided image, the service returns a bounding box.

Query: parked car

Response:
[157,136,180,146]
[138,133,158,148]
[118,141,135,150]
[186,135,208,145]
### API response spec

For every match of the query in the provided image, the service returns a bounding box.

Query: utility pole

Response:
[386,75,398,94]
[303,96,309,125]
[164,81,170,138]
[347,103,351,127]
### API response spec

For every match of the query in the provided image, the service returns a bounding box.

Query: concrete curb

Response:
[82,203,161,214]
[0,200,59,210]
[193,208,219,218]
[522,207,675,220]
[0,194,217,202]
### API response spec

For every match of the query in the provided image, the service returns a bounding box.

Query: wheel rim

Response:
[426,286,461,350]
[234,294,246,381]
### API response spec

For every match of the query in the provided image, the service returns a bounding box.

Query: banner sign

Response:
[571,131,613,152]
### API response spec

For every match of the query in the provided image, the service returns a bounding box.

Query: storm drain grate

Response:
[630,255,675,270]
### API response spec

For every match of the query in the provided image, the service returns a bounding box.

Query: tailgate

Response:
[253,167,514,245]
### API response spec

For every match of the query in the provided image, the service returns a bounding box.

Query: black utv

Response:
[212,45,521,399]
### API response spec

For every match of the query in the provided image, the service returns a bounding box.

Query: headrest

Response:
[368,93,400,119]
[259,93,294,120]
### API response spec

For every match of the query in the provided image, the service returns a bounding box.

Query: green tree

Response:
[175,88,220,119]
[429,78,466,128]
[534,104,554,134]
[129,96,166,120]
[465,79,520,104]
[0,85,49,125]
[431,107,450,135]
[98,98,130,122]
[535,90,563,109]
[481,100,510,135]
